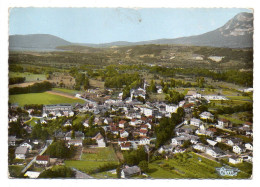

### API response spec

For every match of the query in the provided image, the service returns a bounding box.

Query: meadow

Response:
[9,92,85,106]
[9,72,46,82]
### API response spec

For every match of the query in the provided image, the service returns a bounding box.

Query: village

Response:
[8,79,253,179]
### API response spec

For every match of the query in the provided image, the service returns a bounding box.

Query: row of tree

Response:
[9,77,26,85]
[9,81,52,95]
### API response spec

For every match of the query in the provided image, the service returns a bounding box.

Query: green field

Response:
[81,147,119,162]
[65,147,118,175]
[147,152,251,179]
[25,117,41,127]
[9,72,46,82]
[9,92,85,106]
[9,165,24,178]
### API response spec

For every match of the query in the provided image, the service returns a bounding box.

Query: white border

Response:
[1,1,259,187]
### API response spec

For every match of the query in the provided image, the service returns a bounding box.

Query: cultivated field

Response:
[147,152,251,179]
[9,92,85,106]
[9,72,47,82]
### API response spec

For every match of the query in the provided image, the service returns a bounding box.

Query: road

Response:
[21,140,53,173]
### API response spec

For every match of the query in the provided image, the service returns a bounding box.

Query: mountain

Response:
[152,12,253,48]
[9,12,253,50]
[9,34,72,51]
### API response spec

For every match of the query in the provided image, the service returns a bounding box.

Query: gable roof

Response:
[15,146,28,154]
[122,166,141,176]
[36,155,49,161]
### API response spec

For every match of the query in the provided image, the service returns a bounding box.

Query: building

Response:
[233,145,246,154]
[42,104,74,117]
[165,104,178,113]
[35,155,50,166]
[15,146,28,159]
[120,142,131,150]
[199,111,214,120]
[92,133,106,147]
[121,166,141,178]
[229,156,243,164]
[68,139,83,146]
[190,118,202,127]
[130,88,146,100]
[8,136,16,146]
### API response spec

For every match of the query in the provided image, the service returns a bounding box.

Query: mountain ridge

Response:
[9,12,253,50]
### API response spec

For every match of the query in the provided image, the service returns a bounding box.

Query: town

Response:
[8,78,253,179]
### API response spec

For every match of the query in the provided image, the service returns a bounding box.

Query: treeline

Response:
[9,81,52,95]
[46,141,75,158]
[38,166,75,178]
[216,103,253,115]
[9,77,26,85]
[149,66,253,87]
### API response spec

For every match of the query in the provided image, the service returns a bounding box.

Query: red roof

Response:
[140,129,148,134]
[219,118,229,123]
[118,137,127,142]
[121,142,131,147]
[131,119,137,122]
[141,116,147,121]
[36,155,49,161]
[119,120,126,124]
[183,103,194,108]
[244,122,252,126]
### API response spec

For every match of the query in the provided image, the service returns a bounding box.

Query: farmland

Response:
[147,152,252,179]
[9,92,85,106]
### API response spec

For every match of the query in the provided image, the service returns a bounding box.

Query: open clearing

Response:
[9,72,47,82]
[9,92,85,106]
[65,147,118,174]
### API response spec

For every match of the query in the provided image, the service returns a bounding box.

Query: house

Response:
[15,146,28,159]
[195,129,214,137]
[104,118,113,124]
[43,104,73,117]
[193,143,206,152]
[233,145,246,154]
[229,156,243,164]
[121,166,141,178]
[20,141,33,150]
[119,120,127,128]
[171,136,187,146]
[35,155,50,166]
[208,56,224,62]
[217,119,231,129]
[92,133,106,147]
[227,138,243,146]
[120,142,131,150]
[205,147,224,158]
[156,85,163,94]
[190,118,202,127]
[185,90,201,99]
[68,139,83,146]
[139,129,148,137]
[24,171,41,179]
[120,130,129,138]
[158,144,174,154]
[130,119,139,126]
[130,88,146,100]
[118,137,127,146]
[165,104,178,113]
[8,136,16,146]
[83,119,89,127]
[207,139,218,146]
[199,111,214,120]
[65,131,85,140]
[9,116,18,123]
[245,143,253,151]
[40,119,47,124]
[63,120,72,127]
[139,137,150,145]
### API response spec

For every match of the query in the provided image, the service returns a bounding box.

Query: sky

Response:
[9,8,252,44]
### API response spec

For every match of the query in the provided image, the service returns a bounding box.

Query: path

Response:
[21,140,53,173]
[46,91,78,99]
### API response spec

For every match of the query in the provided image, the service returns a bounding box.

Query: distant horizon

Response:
[9,8,252,44]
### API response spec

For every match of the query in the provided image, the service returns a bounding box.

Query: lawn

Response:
[9,72,46,82]
[65,147,119,175]
[147,152,251,179]
[81,147,119,162]
[9,165,24,178]
[91,171,117,179]
[9,92,85,106]
[25,117,41,127]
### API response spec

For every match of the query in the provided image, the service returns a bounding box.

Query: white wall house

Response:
[166,104,178,113]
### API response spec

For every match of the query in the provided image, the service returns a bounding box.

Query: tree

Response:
[38,166,75,178]
[138,160,149,173]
